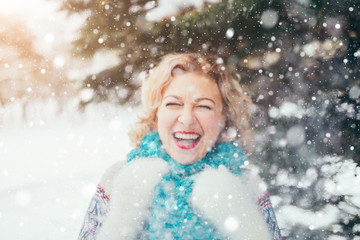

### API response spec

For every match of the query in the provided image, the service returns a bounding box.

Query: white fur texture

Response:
[191,165,271,240]
[97,158,170,240]
[241,165,268,201]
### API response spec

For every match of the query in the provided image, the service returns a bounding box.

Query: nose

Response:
[178,106,196,126]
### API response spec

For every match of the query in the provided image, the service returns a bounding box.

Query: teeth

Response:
[174,133,200,140]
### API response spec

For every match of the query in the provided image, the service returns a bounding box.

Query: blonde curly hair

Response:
[128,53,254,153]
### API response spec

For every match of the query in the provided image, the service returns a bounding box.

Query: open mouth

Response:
[173,131,201,149]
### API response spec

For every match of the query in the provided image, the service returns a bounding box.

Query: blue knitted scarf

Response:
[127,132,247,239]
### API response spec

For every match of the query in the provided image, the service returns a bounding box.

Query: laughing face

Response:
[156,72,226,165]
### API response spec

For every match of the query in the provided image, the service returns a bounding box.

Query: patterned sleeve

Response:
[257,193,282,240]
[78,184,111,240]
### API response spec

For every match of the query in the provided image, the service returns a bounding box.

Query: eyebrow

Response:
[164,95,216,104]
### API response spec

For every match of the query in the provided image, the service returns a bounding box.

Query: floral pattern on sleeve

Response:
[257,193,282,240]
[78,184,110,240]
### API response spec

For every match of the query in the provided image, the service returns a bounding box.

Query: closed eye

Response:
[197,105,212,110]
[166,102,181,107]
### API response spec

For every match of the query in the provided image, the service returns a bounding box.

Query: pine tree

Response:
[62,0,360,238]
[60,0,270,105]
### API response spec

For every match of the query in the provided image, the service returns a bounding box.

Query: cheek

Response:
[157,108,175,132]
[198,112,225,136]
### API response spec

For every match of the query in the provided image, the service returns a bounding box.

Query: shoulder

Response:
[98,160,128,195]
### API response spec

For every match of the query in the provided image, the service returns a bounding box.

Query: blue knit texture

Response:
[126,132,247,239]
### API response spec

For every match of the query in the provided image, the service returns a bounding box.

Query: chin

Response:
[172,154,201,165]
[179,159,198,165]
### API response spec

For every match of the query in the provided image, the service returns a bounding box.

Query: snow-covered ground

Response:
[0,101,137,240]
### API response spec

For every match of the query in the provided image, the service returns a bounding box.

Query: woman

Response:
[78,53,282,240]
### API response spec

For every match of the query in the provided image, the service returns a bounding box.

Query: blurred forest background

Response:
[1,0,359,239]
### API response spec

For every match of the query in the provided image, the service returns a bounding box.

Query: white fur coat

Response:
[95,157,271,240]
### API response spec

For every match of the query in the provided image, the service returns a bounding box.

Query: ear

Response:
[221,113,226,129]
[218,114,233,143]
[218,110,227,133]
